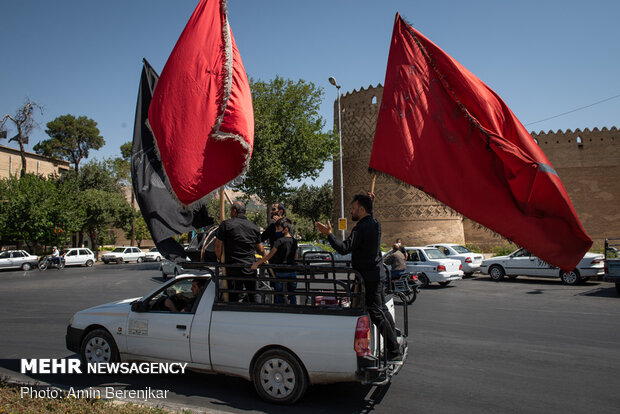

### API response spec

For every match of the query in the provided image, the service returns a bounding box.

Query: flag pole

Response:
[218,186,229,302]
[369,170,377,194]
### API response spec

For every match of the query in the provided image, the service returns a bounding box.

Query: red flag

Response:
[370,14,592,271]
[148,0,253,206]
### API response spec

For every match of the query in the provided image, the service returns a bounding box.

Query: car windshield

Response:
[452,245,471,254]
[149,248,158,252]
[424,248,446,259]
[112,248,125,253]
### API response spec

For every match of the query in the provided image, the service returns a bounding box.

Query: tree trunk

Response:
[18,139,27,177]
[130,191,135,246]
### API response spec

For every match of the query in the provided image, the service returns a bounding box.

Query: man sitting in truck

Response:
[164,279,207,312]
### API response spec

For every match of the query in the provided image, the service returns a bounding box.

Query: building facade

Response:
[0,144,70,179]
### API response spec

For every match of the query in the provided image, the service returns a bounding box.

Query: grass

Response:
[0,379,181,414]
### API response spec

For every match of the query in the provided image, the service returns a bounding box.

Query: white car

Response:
[426,244,484,276]
[404,247,463,288]
[62,248,95,267]
[144,247,163,262]
[0,250,38,271]
[101,247,146,264]
[480,248,604,285]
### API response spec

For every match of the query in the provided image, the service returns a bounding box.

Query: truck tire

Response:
[81,328,119,365]
[489,265,505,281]
[252,348,308,405]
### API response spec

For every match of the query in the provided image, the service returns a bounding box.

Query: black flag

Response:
[131,59,213,260]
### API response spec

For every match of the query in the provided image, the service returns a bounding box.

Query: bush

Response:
[491,245,515,257]
[464,243,483,253]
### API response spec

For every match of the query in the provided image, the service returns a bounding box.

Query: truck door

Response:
[125,278,198,361]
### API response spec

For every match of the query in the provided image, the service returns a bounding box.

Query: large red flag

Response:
[370,14,592,271]
[148,0,253,206]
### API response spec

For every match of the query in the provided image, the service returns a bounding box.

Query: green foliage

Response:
[234,76,337,204]
[60,159,123,193]
[0,174,83,250]
[491,245,516,257]
[80,189,133,253]
[464,242,483,253]
[124,214,152,247]
[34,114,105,173]
[287,181,333,222]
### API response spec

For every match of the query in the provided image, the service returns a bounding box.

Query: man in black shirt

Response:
[215,201,265,302]
[315,194,402,362]
[261,202,286,247]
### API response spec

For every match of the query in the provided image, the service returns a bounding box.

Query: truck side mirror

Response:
[131,301,147,312]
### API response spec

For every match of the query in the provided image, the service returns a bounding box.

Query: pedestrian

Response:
[261,202,286,247]
[315,194,403,363]
[384,243,406,280]
[214,201,266,302]
[252,217,298,304]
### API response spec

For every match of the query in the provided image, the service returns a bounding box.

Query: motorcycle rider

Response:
[51,246,61,267]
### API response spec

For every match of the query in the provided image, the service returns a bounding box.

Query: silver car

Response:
[0,250,39,271]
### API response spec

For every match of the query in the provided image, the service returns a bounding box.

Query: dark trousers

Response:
[226,268,257,302]
[365,279,400,355]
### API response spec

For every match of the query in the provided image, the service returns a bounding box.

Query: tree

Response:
[287,181,334,222]
[34,114,104,173]
[80,189,133,257]
[124,214,151,248]
[234,76,337,211]
[0,99,43,177]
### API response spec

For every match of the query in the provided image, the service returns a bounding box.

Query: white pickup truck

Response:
[66,263,408,404]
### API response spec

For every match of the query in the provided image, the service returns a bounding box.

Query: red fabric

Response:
[148,0,254,205]
[370,14,592,271]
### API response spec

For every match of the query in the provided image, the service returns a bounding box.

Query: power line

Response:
[524,93,620,126]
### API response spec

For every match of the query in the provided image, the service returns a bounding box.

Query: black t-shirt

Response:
[216,214,260,275]
[271,236,297,265]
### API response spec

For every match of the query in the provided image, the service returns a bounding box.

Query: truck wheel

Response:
[252,348,308,405]
[418,273,429,288]
[81,329,119,365]
[560,269,580,285]
[21,263,32,271]
[489,265,505,281]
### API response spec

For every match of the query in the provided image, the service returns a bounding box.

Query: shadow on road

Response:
[578,286,619,298]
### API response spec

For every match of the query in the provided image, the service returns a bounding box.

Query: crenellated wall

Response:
[334,86,620,249]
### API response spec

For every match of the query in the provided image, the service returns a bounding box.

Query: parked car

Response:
[101,247,146,264]
[425,243,484,276]
[480,248,604,285]
[144,247,163,262]
[0,250,38,271]
[62,248,95,267]
[160,258,186,280]
[404,247,463,288]
[297,243,331,263]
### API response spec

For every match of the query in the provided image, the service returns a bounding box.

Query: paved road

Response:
[1,264,619,413]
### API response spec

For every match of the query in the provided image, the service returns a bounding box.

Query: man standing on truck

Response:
[315,194,403,362]
[261,202,286,247]
[215,201,266,302]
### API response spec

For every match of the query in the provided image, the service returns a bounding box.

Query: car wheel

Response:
[252,348,308,405]
[137,257,144,263]
[156,256,162,262]
[103,260,109,264]
[438,281,451,287]
[116,258,123,264]
[81,329,119,365]
[418,273,429,288]
[489,265,505,281]
[560,269,580,285]
[85,259,94,267]
[58,261,65,269]
[21,263,32,271]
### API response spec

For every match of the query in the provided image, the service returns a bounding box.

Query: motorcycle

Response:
[391,272,420,305]
[38,255,65,270]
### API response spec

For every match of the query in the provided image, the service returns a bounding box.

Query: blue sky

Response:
[1,0,619,185]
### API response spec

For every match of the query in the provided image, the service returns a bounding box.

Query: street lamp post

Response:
[329,76,346,240]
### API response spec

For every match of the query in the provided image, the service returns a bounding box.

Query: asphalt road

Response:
[1,263,619,413]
